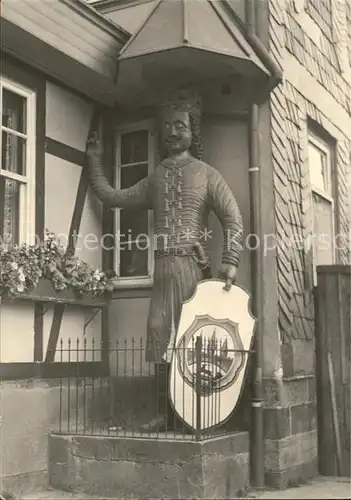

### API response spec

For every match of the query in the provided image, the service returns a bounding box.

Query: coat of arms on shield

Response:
[169,280,256,432]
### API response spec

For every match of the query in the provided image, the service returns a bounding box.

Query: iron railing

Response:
[56,336,252,441]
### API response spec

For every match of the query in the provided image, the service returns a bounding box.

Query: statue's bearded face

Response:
[161,110,192,155]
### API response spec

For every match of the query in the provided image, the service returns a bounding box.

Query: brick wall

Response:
[263,0,351,488]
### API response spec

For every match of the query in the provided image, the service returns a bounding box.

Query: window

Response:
[308,132,335,284]
[114,121,155,286]
[1,77,36,247]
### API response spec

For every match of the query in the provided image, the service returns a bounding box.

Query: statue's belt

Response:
[155,243,210,268]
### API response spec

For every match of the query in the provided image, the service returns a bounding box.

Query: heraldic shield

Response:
[169,280,256,432]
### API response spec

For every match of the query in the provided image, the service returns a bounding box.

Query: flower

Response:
[18,268,26,282]
[0,230,116,299]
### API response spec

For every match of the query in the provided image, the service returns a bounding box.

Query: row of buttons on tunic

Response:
[164,167,182,233]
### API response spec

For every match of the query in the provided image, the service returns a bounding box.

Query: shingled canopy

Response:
[115,0,277,104]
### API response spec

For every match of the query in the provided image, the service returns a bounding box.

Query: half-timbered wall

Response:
[0,70,107,493]
[45,82,102,269]
[1,80,103,364]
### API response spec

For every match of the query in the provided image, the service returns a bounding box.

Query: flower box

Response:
[10,279,111,307]
[1,231,115,307]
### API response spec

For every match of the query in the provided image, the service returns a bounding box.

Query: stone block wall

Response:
[262,376,318,487]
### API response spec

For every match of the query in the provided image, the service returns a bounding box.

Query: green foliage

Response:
[0,230,116,299]
[0,491,17,500]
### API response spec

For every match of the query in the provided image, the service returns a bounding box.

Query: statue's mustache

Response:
[166,137,182,143]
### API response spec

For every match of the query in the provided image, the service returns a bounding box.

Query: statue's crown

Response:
[158,88,202,116]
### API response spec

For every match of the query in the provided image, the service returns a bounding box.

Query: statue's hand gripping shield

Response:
[169,280,256,432]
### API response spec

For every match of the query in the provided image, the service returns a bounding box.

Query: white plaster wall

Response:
[44,82,102,351]
[202,117,251,293]
[42,306,101,362]
[0,303,34,363]
[43,155,102,359]
[44,156,103,269]
[109,297,151,376]
[77,187,102,270]
[45,82,102,268]
[44,154,80,248]
[46,82,93,151]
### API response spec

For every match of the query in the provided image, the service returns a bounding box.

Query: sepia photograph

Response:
[0,0,350,498]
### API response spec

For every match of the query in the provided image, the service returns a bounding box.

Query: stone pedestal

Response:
[48,432,250,499]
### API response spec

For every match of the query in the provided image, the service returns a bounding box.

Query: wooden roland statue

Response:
[86,89,244,431]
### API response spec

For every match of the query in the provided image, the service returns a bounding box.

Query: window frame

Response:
[308,131,336,285]
[113,119,156,289]
[0,76,37,246]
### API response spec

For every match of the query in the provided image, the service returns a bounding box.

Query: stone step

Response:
[17,476,351,499]
[18,488,103,499]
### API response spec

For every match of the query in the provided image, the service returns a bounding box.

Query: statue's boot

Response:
[140,363,173,433]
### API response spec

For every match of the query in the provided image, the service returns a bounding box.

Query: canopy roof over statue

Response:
[115,0,280,106]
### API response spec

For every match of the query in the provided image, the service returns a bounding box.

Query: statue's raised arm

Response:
[86,131,153,210]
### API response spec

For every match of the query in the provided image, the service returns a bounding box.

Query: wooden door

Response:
[315,265,351,477]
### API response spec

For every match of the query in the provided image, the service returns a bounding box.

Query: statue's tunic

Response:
[90,154,244,362]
